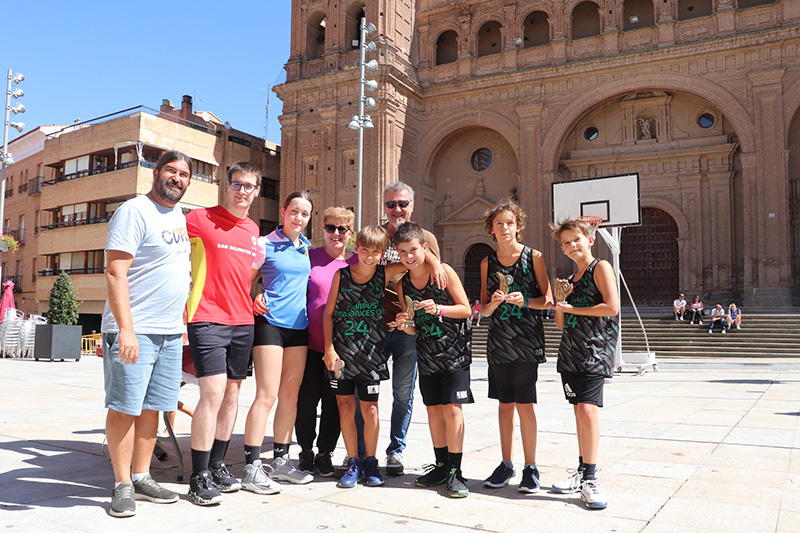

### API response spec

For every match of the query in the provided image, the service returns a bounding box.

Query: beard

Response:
[153,175,187,205]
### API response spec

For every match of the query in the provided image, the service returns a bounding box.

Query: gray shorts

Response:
[103,333,183,416]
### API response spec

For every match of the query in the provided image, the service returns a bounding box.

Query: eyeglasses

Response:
[385,200,410,209]
[324,224,350,234]
[229,181,258,193]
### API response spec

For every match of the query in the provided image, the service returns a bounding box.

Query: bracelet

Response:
[434,304,440,316]
[440,305,446,317]
[523,296,529,308]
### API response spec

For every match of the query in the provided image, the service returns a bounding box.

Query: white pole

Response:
[355,18,367,232]
[0,69,13,283]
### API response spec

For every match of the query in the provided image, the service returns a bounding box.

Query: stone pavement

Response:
[1,355,799,532]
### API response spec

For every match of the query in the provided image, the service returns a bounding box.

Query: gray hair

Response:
[383,181,415,201]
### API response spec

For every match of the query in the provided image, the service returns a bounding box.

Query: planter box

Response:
[34,324,82,361]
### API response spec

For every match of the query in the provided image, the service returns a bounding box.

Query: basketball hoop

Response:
[578,215,603,235]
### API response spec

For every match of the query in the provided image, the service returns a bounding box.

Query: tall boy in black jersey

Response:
[394,223,474,498]
[549,219,619,510]
[480,200,553,493]
[323,226,407,489]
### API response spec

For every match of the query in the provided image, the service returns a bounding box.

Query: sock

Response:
[524,462,538,473]
[502,459,514,469]
[209,439,230,469]
[273,442,290,459]
[434,446,448,466]
[114,481,132,488]
[244,445,261,465]
[131,472,148,483]
[578,456,585,471]
[448,451,463,472]
[583,463,597,480]
[191,449,211,477]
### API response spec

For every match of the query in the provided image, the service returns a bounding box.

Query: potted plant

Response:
[34,271,83,361]
[0,234,20,252]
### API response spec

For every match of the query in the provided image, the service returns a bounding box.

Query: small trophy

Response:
[400,296,418,330]
[496,273,514,298]
[555,280,571,302]
[332,359,345,379]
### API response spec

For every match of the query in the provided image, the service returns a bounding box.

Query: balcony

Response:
[39,267,105,277]
[17,182,28,194]
[8,229,24,246]
[28,176,43,196]
[40,215,111,232]
[4,189,11,199]
[1,275,22,293]
[43,159,155,186]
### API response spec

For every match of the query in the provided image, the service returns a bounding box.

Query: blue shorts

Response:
[103,333,183,416]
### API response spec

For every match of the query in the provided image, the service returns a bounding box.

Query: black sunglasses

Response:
[324,224,350,234]
[385,200,410,209]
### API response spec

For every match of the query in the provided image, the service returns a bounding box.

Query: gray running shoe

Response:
[110,482,136,517]
[210,463,241,493]
[270,455,313,484]
[242,460,281,495]
[447,468,469,498]
[133,474,179,503]
[385,453,404,476]
[551,468,583,494]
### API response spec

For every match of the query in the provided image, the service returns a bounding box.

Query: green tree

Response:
[48,271,79,325]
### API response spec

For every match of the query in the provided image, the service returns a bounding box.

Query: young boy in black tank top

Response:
[394,222,474,498]
[323,226,407,489]
[549,219,620,510]
[479,200,553,493]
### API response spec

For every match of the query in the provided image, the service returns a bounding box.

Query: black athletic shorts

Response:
[253,315,308,348]
[187,323,254,380]
[419,368,474,406]
[488,361,539,404]
[560,371,606,407]
[329,378,381,402]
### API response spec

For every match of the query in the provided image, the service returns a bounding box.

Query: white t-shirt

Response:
[101,195,191,334]
[674,298,686,308]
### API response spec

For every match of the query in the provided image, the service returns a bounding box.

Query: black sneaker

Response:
[483,462,515,488]
[109,482,136,517]
[415,462,448,487]
[518,466,541,494]
[298,450,315,475]
[314,452,336,477]
[447,468,469,498]
[210,463,241,493]
[188,471,222,506]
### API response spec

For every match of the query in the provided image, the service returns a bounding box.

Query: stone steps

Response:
[471,313,800,358]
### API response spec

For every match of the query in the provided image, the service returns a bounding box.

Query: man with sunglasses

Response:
[381,181,446,476]
[184,162,261,505]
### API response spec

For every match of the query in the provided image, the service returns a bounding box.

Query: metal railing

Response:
[42,160,155,186]
[39,215,111,231]
[38,267,104,277]
[28,175,42,195]
[8,229,23,246]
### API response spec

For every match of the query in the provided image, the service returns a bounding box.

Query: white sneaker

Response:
[551,469,582,494]
[736,325,741,329]
[270,456,313,484]
[241,460,281,495]
[580,478,608,509]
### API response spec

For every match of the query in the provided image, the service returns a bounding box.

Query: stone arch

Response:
[678,0,712,20]
[477,20,504,57]
[542,74,756,172]
[521,9,551,47]
[306,11,327,60]
[622,0,655,29]
[782,76,800,140]
[418,110,522,182]
[571,1,602,39]
[429,22,461,65]
[344,2,366,51]
[463,242,494,301]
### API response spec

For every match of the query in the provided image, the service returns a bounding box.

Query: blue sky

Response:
[2,1,291,145]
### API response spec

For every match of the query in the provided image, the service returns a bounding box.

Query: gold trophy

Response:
[555,280,571,302]
[400,296,418,330]
[496,272,513,298]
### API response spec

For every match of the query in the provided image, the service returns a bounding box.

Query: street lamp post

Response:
[0,69,26,283]
[347,18,378,231]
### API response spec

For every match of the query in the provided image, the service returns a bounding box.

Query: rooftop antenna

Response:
[257,87,271,139]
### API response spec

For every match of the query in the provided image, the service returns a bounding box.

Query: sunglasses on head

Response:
[385,200,410,209]
[229,181,258,193]
[324,224,350,234]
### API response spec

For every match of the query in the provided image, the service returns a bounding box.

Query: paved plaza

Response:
[1,354,799,532]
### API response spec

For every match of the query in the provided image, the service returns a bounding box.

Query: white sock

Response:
[114,481,132,488]
[131,472,148,483]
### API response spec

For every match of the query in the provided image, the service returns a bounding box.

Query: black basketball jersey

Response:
[332,266,389,380]
[401,273,471,376]
[485,246,545,365]
[557,259,619,377]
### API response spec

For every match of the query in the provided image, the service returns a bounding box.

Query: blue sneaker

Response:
[364,456,384,487]
[337,457,362,488]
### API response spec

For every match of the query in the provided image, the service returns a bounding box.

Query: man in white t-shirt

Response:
[673,293,687,321]
[102,151,192,517]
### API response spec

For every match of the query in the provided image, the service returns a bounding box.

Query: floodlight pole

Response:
[1,70,13,247]
[355,17,367,231]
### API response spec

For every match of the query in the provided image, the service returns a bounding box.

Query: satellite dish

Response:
[224,121,232,130]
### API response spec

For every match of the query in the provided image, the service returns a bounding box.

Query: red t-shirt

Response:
[186,205,259,325]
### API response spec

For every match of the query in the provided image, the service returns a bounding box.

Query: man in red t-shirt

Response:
[185,162,261,505]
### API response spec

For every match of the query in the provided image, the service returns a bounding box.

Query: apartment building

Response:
[5,96,280,332]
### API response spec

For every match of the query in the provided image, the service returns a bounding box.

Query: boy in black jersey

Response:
[394,223,474,498]
[549,219,619,510]
[323,226,407,489]
[480,200,553,493]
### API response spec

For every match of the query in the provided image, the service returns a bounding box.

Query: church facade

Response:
[276,0,800,307]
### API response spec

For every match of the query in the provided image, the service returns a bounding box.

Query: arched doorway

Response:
[463,243,493,302]
[620,208,679,304]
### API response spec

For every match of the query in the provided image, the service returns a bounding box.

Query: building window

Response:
[523,11,550,47]
[261,178,279,199]
[698,112,716,128]
[435,30,459,65]
[470,148,493,172]
[584,127,599,141]
[307,12,327,59]
[191,160,215,183]
[678,0,712,20]
[572,2,601,39]
[477,21,503,57]
[260,219,276,236]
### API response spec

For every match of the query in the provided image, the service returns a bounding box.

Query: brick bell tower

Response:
[276,0,422,242]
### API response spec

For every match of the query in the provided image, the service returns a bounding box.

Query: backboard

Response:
[551,173,641,228]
